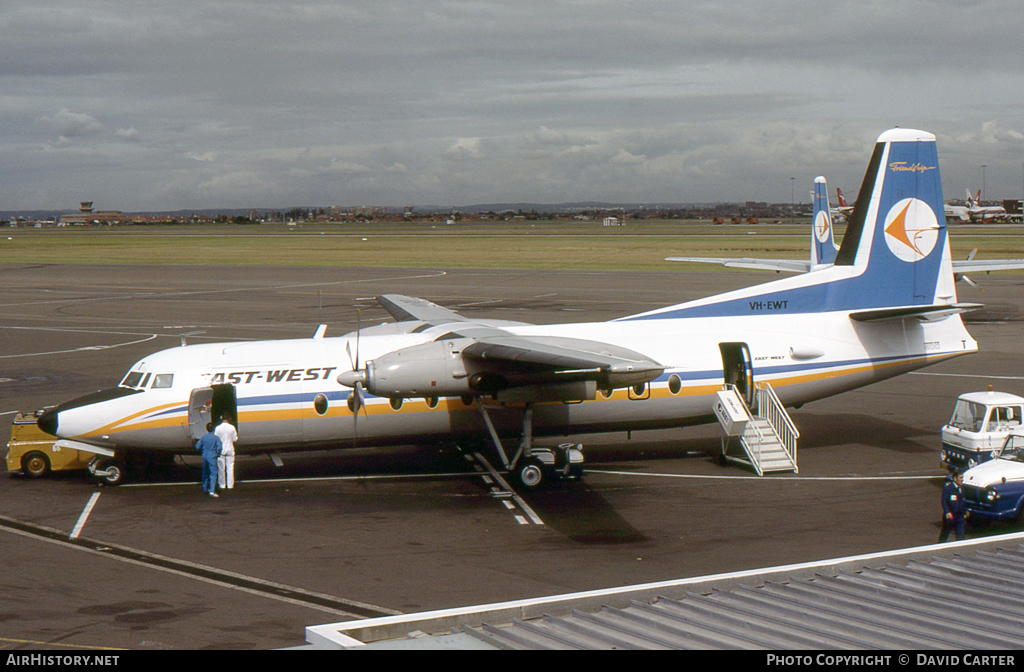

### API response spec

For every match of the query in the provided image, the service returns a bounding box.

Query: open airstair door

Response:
[188,384,237,441]
[716,343,798,476]
[719,342,754,410]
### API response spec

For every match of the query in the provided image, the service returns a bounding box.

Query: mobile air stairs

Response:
[713,382,798,475]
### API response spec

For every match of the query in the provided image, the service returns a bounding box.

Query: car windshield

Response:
[995,434,1024,462]
[949,400,986,431]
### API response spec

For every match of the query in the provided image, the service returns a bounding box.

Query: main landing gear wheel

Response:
[514,458,546,491]
[22,451,51,478]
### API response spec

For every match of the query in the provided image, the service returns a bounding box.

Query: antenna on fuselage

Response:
[180,330,206,346]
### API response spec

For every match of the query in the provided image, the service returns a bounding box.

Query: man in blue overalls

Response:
[939,470,968,542]
[195,422,223,497]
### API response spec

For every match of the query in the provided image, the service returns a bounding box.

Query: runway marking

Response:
[69,492,101,540]
[120,472,473,488]
[471,452,545,526]
[0,636,124,651]
[909,371,1024,381]
[0,333,158,360]
[124,463,543,526]
[0,270,449,310]
[0,513,399,620]
[588,468,941,482]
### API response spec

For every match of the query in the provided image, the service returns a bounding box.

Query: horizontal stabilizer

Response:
[377,294,470,323]
[849,303,982,323]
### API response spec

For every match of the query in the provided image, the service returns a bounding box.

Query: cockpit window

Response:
[152,374,174,389]
[121,371,145,388]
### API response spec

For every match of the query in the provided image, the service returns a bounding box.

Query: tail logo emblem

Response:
[814,210,831,243]
[883,198,939,262]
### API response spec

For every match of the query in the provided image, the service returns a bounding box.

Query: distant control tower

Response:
[79,201,94,214]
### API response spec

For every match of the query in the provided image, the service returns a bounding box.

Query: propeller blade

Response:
[354,307,361,370]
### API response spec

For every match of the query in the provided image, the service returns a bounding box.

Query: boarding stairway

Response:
[714,382,798,476]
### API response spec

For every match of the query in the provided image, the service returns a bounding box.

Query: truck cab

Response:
[941,391,1024,471]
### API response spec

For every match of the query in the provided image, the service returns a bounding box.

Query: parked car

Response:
[961,430,1024,522]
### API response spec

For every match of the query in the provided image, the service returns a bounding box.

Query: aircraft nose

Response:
[37,409,59,436]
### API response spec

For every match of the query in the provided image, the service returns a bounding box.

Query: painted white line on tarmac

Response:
[472,452,545,526]
[0,271,449,310]
[69,492,101,540]
[909,371,1024,380]
[120,471,473,488]
[0,334,158,360]
[588,468,941,482]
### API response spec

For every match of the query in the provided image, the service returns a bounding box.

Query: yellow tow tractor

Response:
[5,411,92,478]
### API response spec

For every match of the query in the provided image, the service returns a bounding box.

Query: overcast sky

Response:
[3,0,1023,211]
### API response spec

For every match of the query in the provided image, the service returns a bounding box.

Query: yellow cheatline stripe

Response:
[83,401,185,438]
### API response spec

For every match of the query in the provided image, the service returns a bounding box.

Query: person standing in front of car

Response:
[939,470,968,542]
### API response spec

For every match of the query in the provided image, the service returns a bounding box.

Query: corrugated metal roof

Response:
[460,546,1024,650]
[305,534,1024,649]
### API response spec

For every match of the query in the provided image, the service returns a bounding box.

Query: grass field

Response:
[1,220,1022,270]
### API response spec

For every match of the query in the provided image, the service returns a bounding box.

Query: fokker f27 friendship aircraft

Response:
[40,129,982,487]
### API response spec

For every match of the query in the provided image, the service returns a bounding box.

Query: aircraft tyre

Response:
[21,451,51,478]
[93,458,127,486]
[514,458,546,491]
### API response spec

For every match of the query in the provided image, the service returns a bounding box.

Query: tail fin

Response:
[811,176,838,267]
[833,128,956,309]
[836,187,849,208]
[621,129,961,322]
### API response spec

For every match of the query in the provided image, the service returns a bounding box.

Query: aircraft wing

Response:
[342,304,664,400]
[462,335,662,377]
[666,257,812,273]
[377,294,473,323]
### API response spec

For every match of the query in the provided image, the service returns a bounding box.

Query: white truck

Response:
[941,390,1024,471]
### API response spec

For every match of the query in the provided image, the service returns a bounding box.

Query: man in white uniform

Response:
[215,415,238,490]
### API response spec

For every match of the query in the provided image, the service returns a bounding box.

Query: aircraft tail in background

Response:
[811,176,838,268]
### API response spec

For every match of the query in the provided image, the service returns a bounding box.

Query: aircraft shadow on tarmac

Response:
[520,483,651,545]
[793,412,937,455]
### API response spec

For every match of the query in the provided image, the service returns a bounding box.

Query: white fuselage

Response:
[47,307,977,455]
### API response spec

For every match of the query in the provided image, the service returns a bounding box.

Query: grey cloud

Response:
[2,1,1024,210]
[35,109,104,138]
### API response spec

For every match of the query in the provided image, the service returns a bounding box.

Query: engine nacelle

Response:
[336,335,664,402]
[363,339,474,398]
